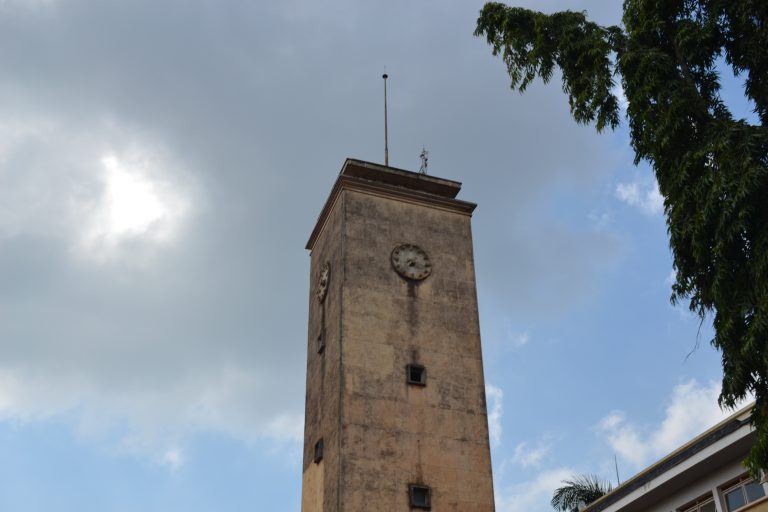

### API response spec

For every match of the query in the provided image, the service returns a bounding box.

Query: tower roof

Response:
[306,158,476,251]
[340,159,462,198]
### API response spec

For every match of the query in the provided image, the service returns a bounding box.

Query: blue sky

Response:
[0,0,757,511]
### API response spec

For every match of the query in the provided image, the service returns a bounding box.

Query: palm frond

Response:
[551,474,613,512]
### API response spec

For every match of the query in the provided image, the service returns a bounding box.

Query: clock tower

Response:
[301,159,495,511]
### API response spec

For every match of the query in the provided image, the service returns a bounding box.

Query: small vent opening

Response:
[406,364,426,386]
[409,484,431,509]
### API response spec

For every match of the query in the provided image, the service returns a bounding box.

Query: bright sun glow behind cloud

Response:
[102,155,167,237]
[79,153,189,259]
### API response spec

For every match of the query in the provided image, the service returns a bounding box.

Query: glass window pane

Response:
[726,488,746,511]
[745,480,765,503]
[700,500,716,512]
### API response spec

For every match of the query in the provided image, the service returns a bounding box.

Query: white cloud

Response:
[501,318,531,350]
[512,441,551,469]
[74,151,190,261]
[159,447,184,470]
[615,182,639,203]
[263,412,306,443]
[0,115,199,265]
[79,153,190,260]
[0,111,301,468]
[0,0,626,480]
[0,364,304,467]
[616,179,664,216]
[487,384,504,448]
[496,467,574,512]
[612,81,629,111]
[509,331,530,349]
[598,380,744,469]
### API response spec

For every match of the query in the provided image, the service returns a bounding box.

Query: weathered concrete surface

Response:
[301,161,495,512]
[301,461,324,512]
[302,191,344,512]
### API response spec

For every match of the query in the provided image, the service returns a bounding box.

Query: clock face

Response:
[391,244,432,281]
[316,262,330,303]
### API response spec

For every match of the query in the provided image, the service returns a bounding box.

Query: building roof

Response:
[584,404,755,512]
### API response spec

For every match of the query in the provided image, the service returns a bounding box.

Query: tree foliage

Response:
[551,474,612,512]
[475,1,768,473]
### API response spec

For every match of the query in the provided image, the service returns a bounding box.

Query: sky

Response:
[0,1,758,511]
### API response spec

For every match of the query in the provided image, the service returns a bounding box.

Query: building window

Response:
[723,475,766,511]
[408,484,431,509]
[316,330,325,354]
[680,494,716,512]
[406,364,426,386]
[313,438,323,464]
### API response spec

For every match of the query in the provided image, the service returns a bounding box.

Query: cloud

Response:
[0,111,305,462]
[0,0,626,471]
[496,467,574,512]
[615,179,664,215]
[611,81,629,111]
[598,380,742,469]
[119,432,185,470]
[486,384,504,448]
[0,363,305,464]
[507,329,530,350]
[159,447,184,470]
[0,0,55,10]
[512,441,551,469]
[0,115,198,259]
[79,152,191,261]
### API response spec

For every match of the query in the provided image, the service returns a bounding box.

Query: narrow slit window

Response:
[409,484,431,509]
[313,438,324,463]
[406,364,426,386]
[316,330,325,354]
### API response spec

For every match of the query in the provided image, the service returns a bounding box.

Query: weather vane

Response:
[419,147,428,174]
[383,71,389,167]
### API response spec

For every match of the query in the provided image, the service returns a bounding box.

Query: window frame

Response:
[408,484,431,510]
[406,364,426,386]
[721,474,767,512]
[678,493,715,512]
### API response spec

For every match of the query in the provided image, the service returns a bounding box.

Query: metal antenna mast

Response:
[383,72,389,166]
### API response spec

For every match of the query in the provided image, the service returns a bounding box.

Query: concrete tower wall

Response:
[302,196,344,512]
[302,160,495,512]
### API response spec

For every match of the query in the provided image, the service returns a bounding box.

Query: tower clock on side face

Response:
[391,244,432,281]
[316,262,330,303]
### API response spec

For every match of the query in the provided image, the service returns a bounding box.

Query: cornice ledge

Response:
[306,175,477,251]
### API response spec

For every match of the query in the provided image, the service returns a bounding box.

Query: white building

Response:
[584,405,767,512]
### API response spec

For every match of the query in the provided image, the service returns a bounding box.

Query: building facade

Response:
[585,406,767,512]
[300,159,495,511]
